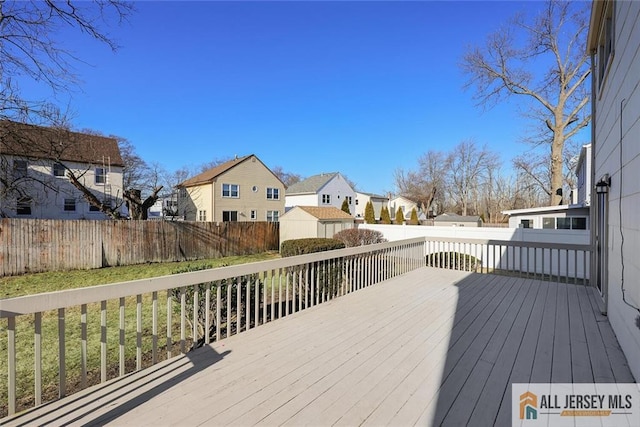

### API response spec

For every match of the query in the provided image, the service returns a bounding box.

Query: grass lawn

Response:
[0,252,280,417]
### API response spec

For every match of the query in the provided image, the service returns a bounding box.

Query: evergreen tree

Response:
[409,208,419,225]
[364,201,376,224]
[380,206,391,224]
[341,198,351,215]
[395,207,404,225]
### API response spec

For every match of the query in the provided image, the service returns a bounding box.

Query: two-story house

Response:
[354,192,389,220]
[588,0,640,380]
[0,121,124,219]
[177,154,285,222]
[285,172,356,214]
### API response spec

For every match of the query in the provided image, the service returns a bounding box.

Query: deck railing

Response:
[0,235,592,418]
[0,238,425,417]
[423,237,591,284]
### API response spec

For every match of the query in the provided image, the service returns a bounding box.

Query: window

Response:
[17,197,32,215]
[266,187,279,200]
[53,163,66,177]
[267,210,279,222]
[355,199,359,205]
[198,210,207,221]
[223,211,238,222]
[572,217,587,230]
[89,204,100,212]
[543,217,555,229]
[13,160,27,178]
[556,218,571,229]
[322,194,331,204]
[346,196,353,205]
[597,1,614,89]
[250,210,257,220]
[222,183,239,198]
[95,167,106,184]
[64,198,76,212]
[520,219,532,229]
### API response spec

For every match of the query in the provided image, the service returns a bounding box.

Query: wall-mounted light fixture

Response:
[596,174,611,194]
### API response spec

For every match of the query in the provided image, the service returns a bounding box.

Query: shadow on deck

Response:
[2,267,634,426]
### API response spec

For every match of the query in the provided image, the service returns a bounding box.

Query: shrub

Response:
[333,228,387,247]
[341,198,351,214]
[380,206,391,224]
[364,201,376,224]
[280,238,346,307]
[409,208,419,225]
[395,208,404,225]
[280,238,346,257]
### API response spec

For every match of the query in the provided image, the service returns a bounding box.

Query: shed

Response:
[434,213,483,227]
[280,206,355,244]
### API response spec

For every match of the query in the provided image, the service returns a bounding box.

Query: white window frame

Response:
[223,210,238,222]
[266,187,280,200]
[321,194,331,205]
[64,198,76,212]
[250,210,257,220]
[267,210,279,222]
[198,210,207,221]
[222,183,239,198]
[596,1,615,91]
[95,167,106,185]
[53,162,66,178]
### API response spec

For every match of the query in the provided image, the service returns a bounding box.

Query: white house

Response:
[354,191,389,220]
[285,172,356,214]
[588,0,640,380]
[388,196,423,220]
[148,192,179,219]
[0,121,124,219]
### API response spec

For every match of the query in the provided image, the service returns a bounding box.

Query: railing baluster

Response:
[194,286,200,346]
[152,291,158,364]
[80,305,87,389]
[8,316,16,415]
[119,298,125,376]
[216,284,221,340]
[278,270,283,318]
[227,281,232,338]
[35,311,42,405]
[286,270,290,317]
[58,307,66,397]
[137,295,142,371]
[255,275,260,325]
[101,300,107,382]
[205,286,211,343]
[246,277,252,329]
[166,293,172,360]
[270,270,275,320]
[180,288,186,353]
[237,276,242,332]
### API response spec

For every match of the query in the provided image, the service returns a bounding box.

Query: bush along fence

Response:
[0,219,279,276]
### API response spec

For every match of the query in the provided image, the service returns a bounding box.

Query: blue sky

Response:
[22,1,589,195]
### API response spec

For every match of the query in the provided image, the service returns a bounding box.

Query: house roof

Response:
[356,191,389,200]
[501,204,588,216]
[389,196,417,206]
[0,120,123,167]
[285,172,339,195]
[434,213,482,223]
[178,154,278,188]
[297,206,354,220]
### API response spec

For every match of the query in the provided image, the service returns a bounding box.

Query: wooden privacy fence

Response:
[0,219,279,276]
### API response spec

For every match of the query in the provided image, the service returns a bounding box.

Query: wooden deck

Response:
[3,267,634,426]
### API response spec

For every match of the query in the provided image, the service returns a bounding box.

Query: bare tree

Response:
[271,166,302,188]
[394,150,446,216]
[0,1,133,123]
[462,0,590,206]
[445,140,500,217]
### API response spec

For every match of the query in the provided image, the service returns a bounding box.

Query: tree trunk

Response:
[550,120,565,206]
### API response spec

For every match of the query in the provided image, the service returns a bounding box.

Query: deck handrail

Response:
[1,237,425,417]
